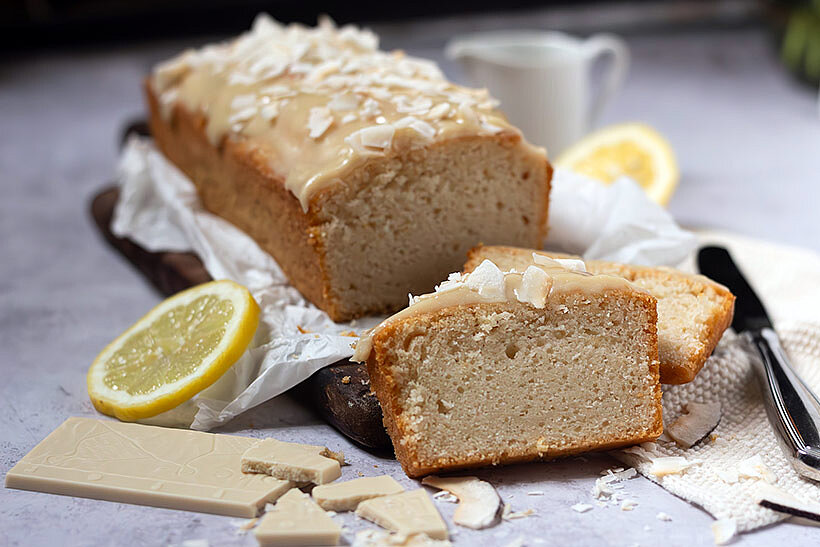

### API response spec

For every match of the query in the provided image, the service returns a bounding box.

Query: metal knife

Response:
[698,245,820,482]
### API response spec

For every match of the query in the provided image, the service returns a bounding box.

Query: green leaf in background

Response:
[781,7,820,85]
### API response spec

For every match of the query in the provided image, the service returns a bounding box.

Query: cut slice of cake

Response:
[464,246,735,384]
[354,259,663,478]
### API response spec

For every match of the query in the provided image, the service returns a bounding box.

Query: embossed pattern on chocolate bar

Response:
[5,417,292,517]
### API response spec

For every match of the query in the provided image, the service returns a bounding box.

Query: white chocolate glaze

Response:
[151,15,544,211]
[352,258,638,362]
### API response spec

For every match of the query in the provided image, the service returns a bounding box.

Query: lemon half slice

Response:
[88,280,260,421]
[556,123,680,206]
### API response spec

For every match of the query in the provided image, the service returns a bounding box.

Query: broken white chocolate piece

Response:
[254,488,341,546]
[648,457,701,478]
[241,438,343,484]
[756,482,820,522]
[711,518,737,545]
[312,475,405,511]
[736,455,776,484]
[355,489,448,540]
[667,402,722,449]
[421,476,500,529]
[353,529,452,546]
[571,503,593,513]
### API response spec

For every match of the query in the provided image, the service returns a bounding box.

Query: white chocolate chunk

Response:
[312,475,405,511]
[571,503,593,513]
[421,476,500,529]
[356,489,448,540]
[241,438,343,484]
[254,488,340,546]
[667,402,722,448]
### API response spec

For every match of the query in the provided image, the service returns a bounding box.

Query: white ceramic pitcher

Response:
[446,31,629,156]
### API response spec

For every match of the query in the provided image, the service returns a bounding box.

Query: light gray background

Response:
[2,6,820,546]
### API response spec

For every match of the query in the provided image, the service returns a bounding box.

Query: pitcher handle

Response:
[583,34,630,125]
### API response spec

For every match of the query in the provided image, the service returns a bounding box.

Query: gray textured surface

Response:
[2,13,820,547]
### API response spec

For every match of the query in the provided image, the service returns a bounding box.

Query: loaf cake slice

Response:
[464,246,735,384]
[355,259,663,478]
[145,15,551,322]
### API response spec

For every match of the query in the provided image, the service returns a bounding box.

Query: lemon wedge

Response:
[88,280,260,421]
[555,123,680,206]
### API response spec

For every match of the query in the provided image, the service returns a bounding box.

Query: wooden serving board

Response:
[91,122,390,449]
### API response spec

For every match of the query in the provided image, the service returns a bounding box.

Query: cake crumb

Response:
[342,376,351,384]
[620,499,638,511]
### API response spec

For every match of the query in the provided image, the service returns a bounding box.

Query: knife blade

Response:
[698,245,820,482]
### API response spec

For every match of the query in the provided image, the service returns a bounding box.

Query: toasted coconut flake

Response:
[328,92,360,111]
[308,106,334,139]
[421,476,500,529]
[620,499,638,511]
[259,103,279,122]
[426,102,451,121]
[228,106,258,125]
[667,402,722,448]
[737,455,775,483]
[648,457,702,478]
[346,125,395,152]
[592,467,637,499]
[711,518,737,545]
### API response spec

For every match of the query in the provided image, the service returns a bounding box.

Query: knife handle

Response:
[743,328,820,481]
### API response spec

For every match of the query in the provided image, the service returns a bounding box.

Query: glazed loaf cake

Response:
[464,245,735,384]
[355,258,663,478]
[146,16,551,321]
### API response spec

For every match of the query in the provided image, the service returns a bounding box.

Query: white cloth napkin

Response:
[613,231,820,533]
